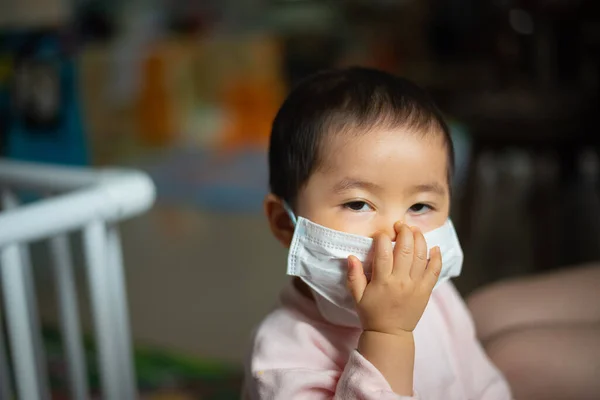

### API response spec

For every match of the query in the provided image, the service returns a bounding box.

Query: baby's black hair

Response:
[268,67,454,207]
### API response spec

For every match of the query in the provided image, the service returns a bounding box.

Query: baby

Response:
[243,67,512,399]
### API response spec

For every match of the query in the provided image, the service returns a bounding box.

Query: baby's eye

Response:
[343,201,373,212]
[409,203,432,215]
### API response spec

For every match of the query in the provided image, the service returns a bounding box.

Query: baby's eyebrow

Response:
[332,178,382,193]
[407,183,446,196]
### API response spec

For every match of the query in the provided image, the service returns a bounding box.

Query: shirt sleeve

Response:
[435,283,513,399]
[248,350,415,400]
[244,310,416,400]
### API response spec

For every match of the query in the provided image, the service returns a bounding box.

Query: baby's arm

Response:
[245,312,415,400]
[348,224,442,395]
[357,330,415,395]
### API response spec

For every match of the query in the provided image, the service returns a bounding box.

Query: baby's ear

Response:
[264,194,295,248]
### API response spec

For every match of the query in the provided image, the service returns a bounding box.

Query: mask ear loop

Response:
[282,201,297,226]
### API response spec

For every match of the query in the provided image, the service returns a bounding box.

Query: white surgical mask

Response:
[285,206,463,327]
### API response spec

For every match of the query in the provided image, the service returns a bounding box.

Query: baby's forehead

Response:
[319,126,448,166]
[314,127,450,191]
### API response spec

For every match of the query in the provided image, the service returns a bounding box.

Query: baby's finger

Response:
[392,223,414,278]
[410,226,428,280]
[423,246,442,289]
[347,256,367,303]
[372,233,393,282]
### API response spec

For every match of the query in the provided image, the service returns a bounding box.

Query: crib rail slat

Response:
[83,221,121,399]
[19,246,51,400]
[3,190,51,400]
[50,234,90,400]
[0,242,41,400]
[106,226,137,399]
[0,307,14,400]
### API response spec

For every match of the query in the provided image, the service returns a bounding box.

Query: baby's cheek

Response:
[404,213,447,234]
[309,210,377,237]
[333,219,376,237]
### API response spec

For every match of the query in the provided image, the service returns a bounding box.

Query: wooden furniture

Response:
[439,88,597,271]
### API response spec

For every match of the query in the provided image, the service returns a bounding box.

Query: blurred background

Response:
[1,0,599,398]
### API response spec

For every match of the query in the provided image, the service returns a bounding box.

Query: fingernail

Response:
[347,256,355,269]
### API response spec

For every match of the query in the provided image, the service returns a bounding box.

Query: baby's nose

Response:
[376,220,402,241]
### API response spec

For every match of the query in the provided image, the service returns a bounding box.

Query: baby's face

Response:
[295,129,450,238]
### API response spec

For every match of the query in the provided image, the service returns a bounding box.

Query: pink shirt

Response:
[243,280,512,399]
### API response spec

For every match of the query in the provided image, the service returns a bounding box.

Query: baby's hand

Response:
[347,223,441,336]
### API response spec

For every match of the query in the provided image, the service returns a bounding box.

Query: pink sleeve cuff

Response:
[336,350,418,400]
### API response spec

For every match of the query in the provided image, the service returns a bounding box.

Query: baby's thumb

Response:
[347,256,367,303]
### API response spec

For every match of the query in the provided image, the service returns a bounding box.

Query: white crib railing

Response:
[0,159,156,400]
